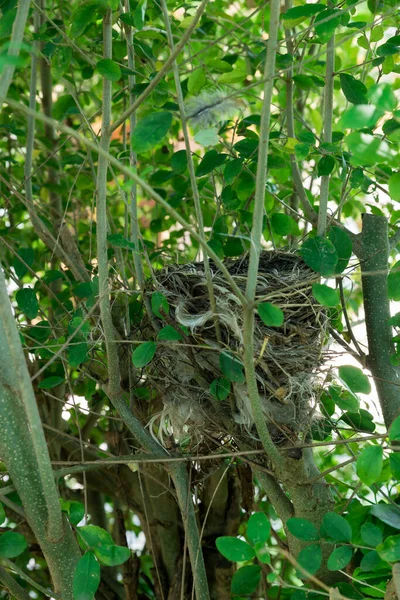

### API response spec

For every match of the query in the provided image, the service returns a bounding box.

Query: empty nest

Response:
[134,252,327,449]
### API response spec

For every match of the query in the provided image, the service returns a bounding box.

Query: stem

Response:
[160,0,221,343]
[122,2,142,291]
[243,0,282,465]
[0,0,30,107]
[284,0,317,225]
[96,10,125,398]
[0,566,31,600]
[358,214,400,428]
[0,265,64,542]
[8,98,246,303]
[111,0,210,133]
[0,266,81,598]
[317,28,335,237]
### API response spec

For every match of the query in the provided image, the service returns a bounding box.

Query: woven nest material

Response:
[137,252,327,449]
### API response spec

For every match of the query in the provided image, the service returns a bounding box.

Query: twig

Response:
[317,13,335,237]
[242,0,283,466]
[160,0,221,344]
[110,0,210,133]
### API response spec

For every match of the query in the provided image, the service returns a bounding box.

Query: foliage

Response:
[0,0,399,598]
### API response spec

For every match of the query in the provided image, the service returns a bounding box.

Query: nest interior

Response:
[132,252,327,450]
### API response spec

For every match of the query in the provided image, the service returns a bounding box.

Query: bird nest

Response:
[134,252,327,450]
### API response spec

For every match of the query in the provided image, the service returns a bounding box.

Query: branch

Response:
[0,0,30,107]
[160,0,221,343]
[358,214,400,428]
[317,19,335,237]
[0,566,31,600]
[284,0,317,225]
[110,0,210,133]
[0,266,81,598]
[243,0,283,466]
[8,98,246,303]
[0,266,64,541]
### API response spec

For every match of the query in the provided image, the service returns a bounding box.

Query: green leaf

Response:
[107,233,135,249]
[29,321,51,342]
[210,377,231,401]
[188,68,206,94]
[322,512,352,542]
[315,9,343,43]
[339,73,368,105]
[131,112,172,154]
[327,546,353,571]
[68,501,85,526]
[219,352,245,383]
[73,551,100,600]
[254,542,270,564]
[328,226,352,273]
[368,83,397,112]
[13,248,34,279]
[0,503,5,526]
[224,158,243,184]
[312,283,339,307]
[371,504,400,529]
[361,523,383,547]
[297,544,322,576]
[38,376,65,389]
[286,518,320,541]
[317,155,335,177]
[389,415,400,442]
[360,550,382,572]
[271,213,293,236]
[282,3,325,27]
[390,453,400,479]
[16,288,39,320]
[300,237,338,277]
[134,0,147,30]
[96,59,121,82]
[77,525,114,548]
[215,536,255,562]
[377,535,400,562]
[329,387,359,413]
[196,151,227,177]
[247,512,271,546]
[132,342,157,368]
[71,5,96,38]
[68,342,88,369]
[0,531,27,558]
[341,410,375,433]
[341,105,380,130]
[346,132,393,167]
[388,263,400,301]
[95,544,131,567]
[171,150,187,174]
[151,292,169,319]
[258,302,284,327]
[157,325,183,341]
[357,446,383,486]
[338,365,371,395]
[231,565,261,595]
[194,128,219,147]
[389,173,400,202]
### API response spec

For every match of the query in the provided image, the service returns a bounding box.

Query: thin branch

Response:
[7,98,246,303]
[110,0,210,133]
[284,0,317,225]
[358,214,400,428]
[0,0,30,107]
[242,0,283,466]
[0,265,64,542]
[317,22,335,237]
[160,0,221,343]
